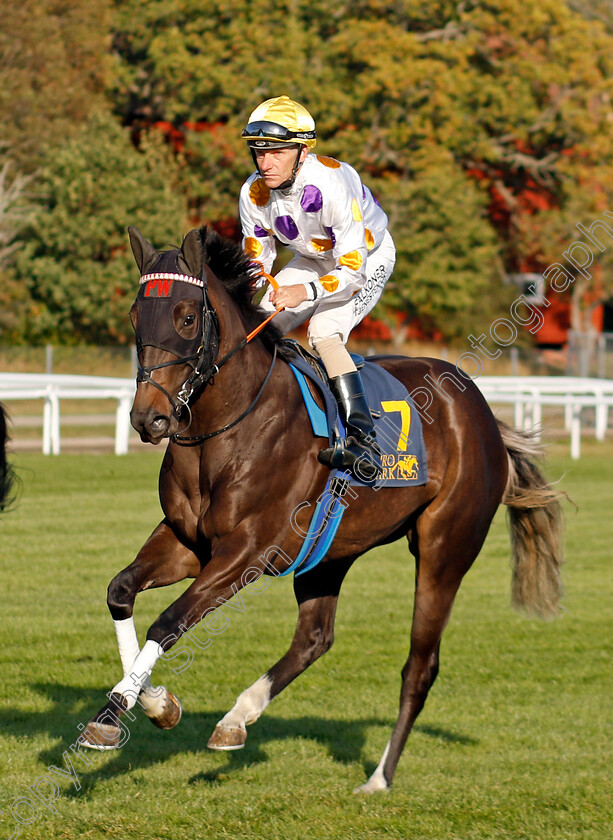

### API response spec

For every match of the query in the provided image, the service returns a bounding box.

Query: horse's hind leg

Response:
[355,573,457,793]
[357,507,497,794]
[208,558,353,750]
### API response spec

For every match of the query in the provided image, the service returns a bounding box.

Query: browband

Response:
[140,272,204,288]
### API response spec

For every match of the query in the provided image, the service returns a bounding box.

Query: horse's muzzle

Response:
[130,406,177,445]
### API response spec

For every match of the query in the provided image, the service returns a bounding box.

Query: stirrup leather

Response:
[318,370,381,481]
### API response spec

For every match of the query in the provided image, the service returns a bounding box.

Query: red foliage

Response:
[136,120,226,154]
[152,121,186,152]
[352,314,392,341]
[211,218,241,241]
[184,120,224,133]
[534,295,572,346]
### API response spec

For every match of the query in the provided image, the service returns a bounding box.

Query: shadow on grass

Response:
[415,724,477,745]
[1,681,477,796]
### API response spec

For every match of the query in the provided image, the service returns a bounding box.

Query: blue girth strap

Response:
[277,472,350,578]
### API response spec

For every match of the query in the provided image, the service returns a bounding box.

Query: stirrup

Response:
[318,437,346,469]
[318,435,381,481]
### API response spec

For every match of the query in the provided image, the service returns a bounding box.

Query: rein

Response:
[136,271,281,444]
[172,344,278,444]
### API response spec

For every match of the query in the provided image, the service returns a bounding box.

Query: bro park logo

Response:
[375,400,421,484]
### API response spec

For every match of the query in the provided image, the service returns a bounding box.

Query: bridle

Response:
[135,269,278,444]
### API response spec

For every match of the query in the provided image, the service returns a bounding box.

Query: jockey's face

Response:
[254,145,307,188]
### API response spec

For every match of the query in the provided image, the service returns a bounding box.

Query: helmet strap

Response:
[250,147,262,176]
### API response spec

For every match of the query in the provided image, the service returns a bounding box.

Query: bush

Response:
[16,112,188,344]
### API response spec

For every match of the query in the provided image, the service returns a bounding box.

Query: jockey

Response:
[240,95,396,480]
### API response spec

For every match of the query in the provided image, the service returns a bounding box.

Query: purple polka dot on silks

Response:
[300,185,323,213]
[365,185,381,207]
[254,225,269,238]
[325,226,336,247]
[274,215,299,240]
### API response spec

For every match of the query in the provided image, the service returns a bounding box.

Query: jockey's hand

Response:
[270,283,308,311]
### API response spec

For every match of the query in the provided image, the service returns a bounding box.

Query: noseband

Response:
[135,270,277,443]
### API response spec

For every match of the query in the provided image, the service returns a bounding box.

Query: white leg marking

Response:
[354,740,391,794]
[217,674,273,731]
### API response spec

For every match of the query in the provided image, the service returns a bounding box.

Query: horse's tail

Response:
[0,403,17,512]
[498,419,564,619]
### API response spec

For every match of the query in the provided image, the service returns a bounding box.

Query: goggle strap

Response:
[242,120,316,142]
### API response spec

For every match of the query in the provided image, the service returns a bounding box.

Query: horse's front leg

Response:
[80,533,259,750]
[208,557,354,750]
[79,521,201,749]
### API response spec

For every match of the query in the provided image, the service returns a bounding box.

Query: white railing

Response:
[475,376,613,459]
[1,373,611,459]
[0,373,135,455]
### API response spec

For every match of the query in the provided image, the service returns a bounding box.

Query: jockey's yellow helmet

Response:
[242,95,317,150]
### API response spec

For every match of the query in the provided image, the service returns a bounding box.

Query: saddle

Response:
[281,339,428,489]
[275,339,428,579]
[282,338,329,382]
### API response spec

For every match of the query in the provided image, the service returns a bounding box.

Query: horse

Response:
[79,226,564,793]
[0,403,16,513]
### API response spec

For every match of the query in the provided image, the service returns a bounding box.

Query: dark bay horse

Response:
[0,404,16,513]
[80,226,563,793]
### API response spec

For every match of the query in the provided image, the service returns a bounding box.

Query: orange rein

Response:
[245,273,283,344]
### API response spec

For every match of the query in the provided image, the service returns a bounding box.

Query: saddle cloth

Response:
[288,350,428,489]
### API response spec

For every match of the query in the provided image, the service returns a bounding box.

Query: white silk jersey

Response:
[239,153,390,298]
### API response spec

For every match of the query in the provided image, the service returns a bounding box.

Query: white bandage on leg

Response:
[311,335,357,378]
[113,618,166,717]
[114,618,141,675]
[112,639,164,711]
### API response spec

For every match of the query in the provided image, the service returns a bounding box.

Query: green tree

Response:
[0,0,112,172]
[0,162,36,340]
[15,113,187,344]
[108,0,341,229]
[106,0,613,341]
[378,152,503,342]
[0,163,34,271]
[569,0,613,32]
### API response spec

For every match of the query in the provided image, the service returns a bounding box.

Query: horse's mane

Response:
[199,226,286,355]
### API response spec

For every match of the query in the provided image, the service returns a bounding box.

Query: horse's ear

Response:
[179,228,204,279]
[128,226,159,275]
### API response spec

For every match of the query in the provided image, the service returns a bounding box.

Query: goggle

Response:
[242,120,316,142]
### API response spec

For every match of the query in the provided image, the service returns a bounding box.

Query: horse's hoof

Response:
[353,778,390,795]
[207,724,247,751]
[77,721,122,751]
[146,689,182,730]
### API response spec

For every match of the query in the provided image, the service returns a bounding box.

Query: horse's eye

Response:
[184,314,196,327]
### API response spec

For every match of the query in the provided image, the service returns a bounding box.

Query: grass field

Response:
[0,444,611,840]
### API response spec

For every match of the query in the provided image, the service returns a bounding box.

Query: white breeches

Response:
[260,230,396,347]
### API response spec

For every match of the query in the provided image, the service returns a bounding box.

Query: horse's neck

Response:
[205,269,250,350]
[190,277,279,440]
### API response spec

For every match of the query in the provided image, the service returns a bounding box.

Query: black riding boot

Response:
[318,371,381,481]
